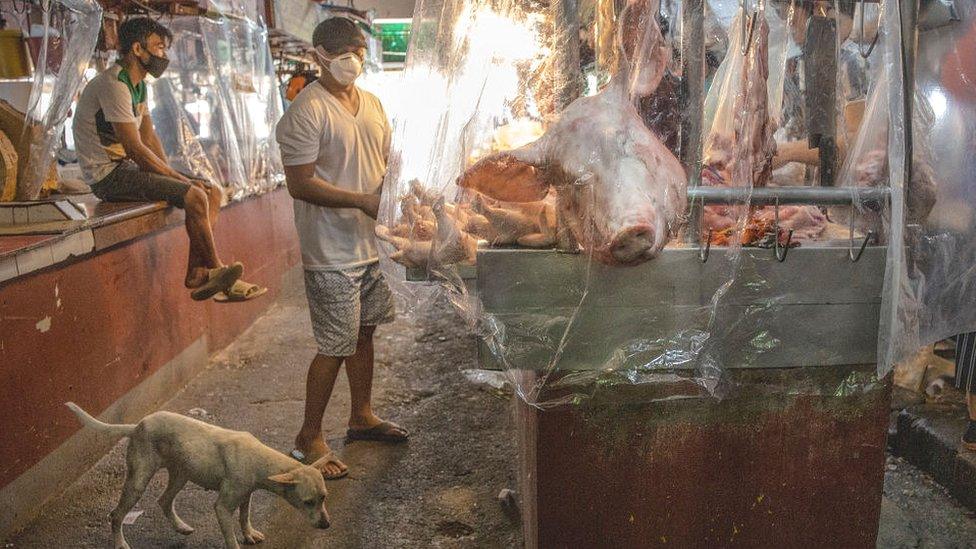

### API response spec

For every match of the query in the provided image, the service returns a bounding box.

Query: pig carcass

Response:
[457,0,686,266]
[699,11,831,245]
[829,148,936,234]
[702,10,776,189]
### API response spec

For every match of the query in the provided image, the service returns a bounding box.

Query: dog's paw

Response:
[243,529,266,545]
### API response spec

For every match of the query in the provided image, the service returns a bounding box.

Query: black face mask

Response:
[139,46,170,78]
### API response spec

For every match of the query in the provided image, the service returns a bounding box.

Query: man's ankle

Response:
[296,430,321,445]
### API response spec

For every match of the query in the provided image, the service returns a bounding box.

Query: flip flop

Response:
[214,279,267,302]
[290,449,349,480]
[190,263,243,301]
[346,421,409,444]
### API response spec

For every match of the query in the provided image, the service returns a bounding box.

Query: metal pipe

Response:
[686,186,889,206]
[680,0,705,243]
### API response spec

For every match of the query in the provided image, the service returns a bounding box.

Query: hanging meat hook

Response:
[848,195,874,261]
[773,198,794,262]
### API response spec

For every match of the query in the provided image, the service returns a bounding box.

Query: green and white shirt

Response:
[72,63,149,184]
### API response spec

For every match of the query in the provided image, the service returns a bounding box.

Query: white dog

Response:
[66,402,332,549]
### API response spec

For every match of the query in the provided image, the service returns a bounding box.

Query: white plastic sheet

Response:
[147,15,284,200]
[22,0,102,200]
[379,0,906,405]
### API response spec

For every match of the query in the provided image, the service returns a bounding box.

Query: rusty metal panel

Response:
[515,367,891,548]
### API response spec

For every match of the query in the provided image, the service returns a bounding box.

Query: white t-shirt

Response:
[275,82,391,270]
[72,64,148,183]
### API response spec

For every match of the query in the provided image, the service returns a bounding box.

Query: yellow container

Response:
[0,29,30,79]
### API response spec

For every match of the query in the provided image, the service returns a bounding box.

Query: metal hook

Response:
[850,231,874,261]
[856,0,882,59]
[698,196,711,263]
[773,198,793,262]
[741,10,758,56]
[848,199,874,261]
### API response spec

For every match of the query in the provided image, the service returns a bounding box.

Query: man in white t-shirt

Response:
[276,17,408,480]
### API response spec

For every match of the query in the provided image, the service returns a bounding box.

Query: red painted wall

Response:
[0,188,299,490]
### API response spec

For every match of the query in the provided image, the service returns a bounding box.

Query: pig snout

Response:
[608,224,657,265]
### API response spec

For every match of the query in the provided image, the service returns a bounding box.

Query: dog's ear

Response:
[268,472,298,485]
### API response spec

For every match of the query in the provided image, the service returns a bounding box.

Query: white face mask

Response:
[317,47,363,86]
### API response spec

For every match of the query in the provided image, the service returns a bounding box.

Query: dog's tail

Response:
[65,402,136,438]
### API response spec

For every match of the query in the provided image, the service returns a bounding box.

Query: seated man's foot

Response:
[185,266,210,289]
[963,420,976,451]
[293,434,348,480]
[347,415,409,443]
[189,263,244,301]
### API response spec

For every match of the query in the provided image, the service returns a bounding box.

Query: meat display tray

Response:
[469,246,886,370]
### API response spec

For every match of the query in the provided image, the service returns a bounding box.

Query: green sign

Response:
[376,20,410,63]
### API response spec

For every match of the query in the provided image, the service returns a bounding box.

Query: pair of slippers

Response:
[190,263,267,302]
[290,421,410,480]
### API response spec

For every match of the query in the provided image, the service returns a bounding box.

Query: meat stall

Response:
[379,0,934,545]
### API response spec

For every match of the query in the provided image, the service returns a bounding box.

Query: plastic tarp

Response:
[22,0,101,200]
[147,15,284,200]
[880,0,976,367]
[378,0,906,406]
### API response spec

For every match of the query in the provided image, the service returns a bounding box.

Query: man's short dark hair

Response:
[118,17,173,55]
[312,17,367,54]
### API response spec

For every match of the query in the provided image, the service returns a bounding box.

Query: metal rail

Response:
[687,186,889,206]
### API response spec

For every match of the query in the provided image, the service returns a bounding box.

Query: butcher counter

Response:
[404,237,891,547]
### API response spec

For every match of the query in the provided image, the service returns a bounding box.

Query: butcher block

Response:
[467,245,890,548]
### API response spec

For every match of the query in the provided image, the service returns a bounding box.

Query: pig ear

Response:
[458,153,549,203]
[268,472,298,485]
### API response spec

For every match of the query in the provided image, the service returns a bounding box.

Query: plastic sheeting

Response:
[22,0,101,200]
[147,15,284,200]
[378,0,907,406]
[881,0,976,368]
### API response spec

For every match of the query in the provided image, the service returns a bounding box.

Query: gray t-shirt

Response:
[72,64,148,184]
[275,82,391,270]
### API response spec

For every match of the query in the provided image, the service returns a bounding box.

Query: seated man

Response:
[72,17,263,302]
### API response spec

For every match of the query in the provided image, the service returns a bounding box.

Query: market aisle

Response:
[5,266,976,548]
[5,267,520,548]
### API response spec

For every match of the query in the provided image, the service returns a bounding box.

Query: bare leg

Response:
[346,326,380,429]
[184,186,223,288]
[200,181,222,227]
[214,488,243,549]
[295,354,347,477]
[239,493,265,545]
[158,471,194,535]
[346,326,406,440]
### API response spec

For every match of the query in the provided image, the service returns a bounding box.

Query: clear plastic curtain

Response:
[147,15,284,200]
[880,0,976,372]
[22,0,102,200]
[378,0,904,406]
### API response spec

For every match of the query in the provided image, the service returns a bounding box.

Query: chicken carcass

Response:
[458,0,686,266]
[377,196,478,269]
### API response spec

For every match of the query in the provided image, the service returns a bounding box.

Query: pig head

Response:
[457,0,686,266]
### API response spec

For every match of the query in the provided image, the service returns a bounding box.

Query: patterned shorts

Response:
[303,262,395,357]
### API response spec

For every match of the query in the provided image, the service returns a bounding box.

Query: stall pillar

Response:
[514,365,890,548]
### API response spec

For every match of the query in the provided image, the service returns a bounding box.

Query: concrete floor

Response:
[5,267,976,548]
